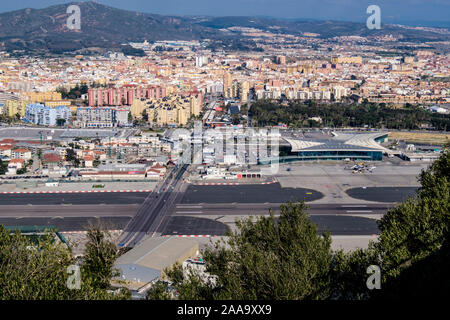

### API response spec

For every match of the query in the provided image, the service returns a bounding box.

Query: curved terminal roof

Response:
[284,131,392,154]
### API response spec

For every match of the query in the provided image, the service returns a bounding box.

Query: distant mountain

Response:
[0,1,448,54]
[198,16,450,41]
[0,1,223,53]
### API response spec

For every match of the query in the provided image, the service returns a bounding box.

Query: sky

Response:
[0,0,449,27]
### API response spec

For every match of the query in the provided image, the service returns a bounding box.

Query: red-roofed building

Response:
[93,150,107,160]
[79,170,156,180]
[151,163,166,174]
[43,153,61,168]
[12,148,32,160]
[0,139,16,145]
[0,145,13,158]
[83,155,94,167]
[8,158,25,169]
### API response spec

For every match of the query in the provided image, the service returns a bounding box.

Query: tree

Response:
[330,145,450,300]
[0,226,129,299]
[142,109,149,122]
[146,281,173,300]
[82,228,122,290]
[147,202,333,300]
[146,147,450,301]
[329,246,379,300]
[16,168,27,175]
[56,118,66,127]
[65,148,80,167]
[231,113,240,125]
[93,158,101,167]
[0,161,8,175]
[372,144,450,297]
[80,83,89,95]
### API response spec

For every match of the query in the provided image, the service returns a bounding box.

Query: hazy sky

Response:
[0,0,449,25]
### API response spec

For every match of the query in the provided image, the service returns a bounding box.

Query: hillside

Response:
[0,1,223,53]
[0,1,448,54]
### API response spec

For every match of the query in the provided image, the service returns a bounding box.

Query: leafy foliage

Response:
[148,147,450,300]
[374,146,450,288]
[250,100,450,130]
[148,202,334,300]
[329,246,379,300]
[65,148,80,167]
[82,229,121,290]
[0,226,129,300]
[57,83,88,100]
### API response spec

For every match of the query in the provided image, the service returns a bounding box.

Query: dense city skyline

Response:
[0,0,448,304]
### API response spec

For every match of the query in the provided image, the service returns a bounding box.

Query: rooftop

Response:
[284,131,391,153]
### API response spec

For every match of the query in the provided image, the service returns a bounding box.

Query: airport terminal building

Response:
[280,132,389,162]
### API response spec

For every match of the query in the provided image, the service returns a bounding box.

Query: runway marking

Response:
[176,205,202,208]
[162,235,218,238]
[342,205,367,208]
[175,211,203,214]
[192,181,277,186]
[0,190,153,194]
[346,210,373,213]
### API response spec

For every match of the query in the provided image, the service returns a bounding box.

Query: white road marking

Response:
[346,210,373,213]
[342,205,367,208]
[176,211,203,214]
[176,205,202,208]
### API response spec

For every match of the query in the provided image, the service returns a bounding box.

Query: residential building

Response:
[11,148,32,160]
[76,106,116,128]
[23,103,71,126]
[88,85,166,107]
[22,91,62,103]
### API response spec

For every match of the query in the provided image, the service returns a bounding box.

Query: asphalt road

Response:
[346,186,419,203]
[0,184,405,237]
[0,192,149,205]
[0,204,138,217]
[170,202,385,236]
[0,216,130,232]
[181,183,323,204]
[162,213,379,236]
[309,215,378,235]
[163,216,230,236]
[173,202,391,216]
[118,164,189,247]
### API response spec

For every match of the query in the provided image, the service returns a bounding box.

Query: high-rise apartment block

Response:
[88,85,166,107]
[223,72,232,98]
[131,92,202,126]
[239,81,250,103]
[23,103,71,126]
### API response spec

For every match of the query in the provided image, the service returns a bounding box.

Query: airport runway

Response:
[0,216,130,232]
[172,202,391,216]
[164,202,385,236]
[0,185,417,207]
[0,192,149,205]
[181,183,323,204]
[0,201,385,235]
[346,186,419,203]
[0,204,138,217]
[0,184,414,236]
